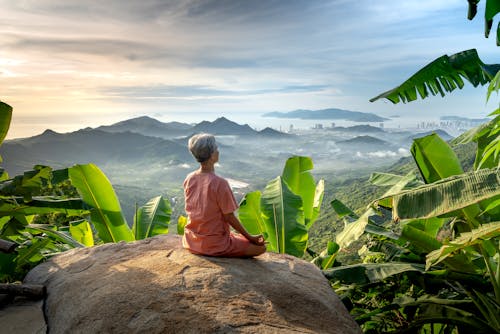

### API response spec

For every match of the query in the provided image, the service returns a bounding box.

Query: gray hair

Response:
[188,133,217,163]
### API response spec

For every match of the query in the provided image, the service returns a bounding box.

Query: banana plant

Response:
[132,195,170,240]
[326,132,500,332]
[239,156,324,257]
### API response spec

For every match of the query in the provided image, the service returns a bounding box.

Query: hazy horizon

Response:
[8,109,486,140]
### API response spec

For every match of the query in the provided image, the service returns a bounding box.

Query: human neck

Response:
[199,162,215,173]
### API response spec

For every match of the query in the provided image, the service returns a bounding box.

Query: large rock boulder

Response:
[25,235,361,333]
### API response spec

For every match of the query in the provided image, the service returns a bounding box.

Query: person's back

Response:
[183,171,235,255]
[182,133,266,257]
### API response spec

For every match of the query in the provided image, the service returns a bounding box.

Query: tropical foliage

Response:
[325,4,500,329]
[0,101,172,282]
[239,156,324,257]
[322,131,500,333]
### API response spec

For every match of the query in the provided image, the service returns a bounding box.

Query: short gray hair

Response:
[188,133,217,163]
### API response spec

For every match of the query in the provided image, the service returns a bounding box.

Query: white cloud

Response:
[0,0,497,139]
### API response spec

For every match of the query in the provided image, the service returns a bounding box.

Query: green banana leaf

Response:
[331,199,399,241]
[468,289,500,330]
[0,102,12,147]
[281,156,324,228]
[69,220,94,247]
[401,223,443,253]
[369,171,423,188]
[0,197,88,217]
[331,199,358,219]
[69,164,134,243]
[311,179,324,227]
[238,191,266,236]
[335,207,377,250]
[177,215,187,235]
[473,116,500,170]
[402,302,496,334]
[15,237,51,268]
[485,0,500,41]
[132,195,170,240]
[261,176,307,257]
[370,49,500,104]
[374,172,419,209]
[451,113,500,172]
[405,217,446,239]
[312,241,339,270]
[380,168,500,220]
[426,221,500,270]
[27,224,85,248]
[401,223,476,273]
[411,133,482,225]
[323,262,425,284]
[0,166,52,200]
[411,133,463,183]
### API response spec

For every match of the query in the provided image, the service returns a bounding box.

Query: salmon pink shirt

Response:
[182,171,241,256]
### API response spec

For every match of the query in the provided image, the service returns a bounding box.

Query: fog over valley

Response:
[1,109,480,223]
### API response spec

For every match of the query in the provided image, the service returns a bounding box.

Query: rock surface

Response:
[25,235,361,334]
[0,298,46,333]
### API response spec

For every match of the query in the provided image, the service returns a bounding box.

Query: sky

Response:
[1,0,499,138]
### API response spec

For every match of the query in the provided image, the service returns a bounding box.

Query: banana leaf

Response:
[238,191,266,236]
[281,156,324,228]
[69,220,94,247]
[411,133,482,225]
[132,195,170,240]
[335,207,377,250]
[0,102,12,147]
[312,241,339,270]
[177,215,187,235]
[331,199,399,240]
[369,171,422,188]
[370,49,500,104]
[401,302,496,334]
[0,197,88,217]
[426,221,500,270]
[411,133,463,183]
[401,223,477,273]
[331,199,358,219]
[0,166,53,200]
[485,0,500,40]
[27,224,85,248]
[15,237,51,268]
[323,262,425,284]
[69,164,134,243]
[261,176,307,257]
[379,168,500,220]
[375,172,420,209]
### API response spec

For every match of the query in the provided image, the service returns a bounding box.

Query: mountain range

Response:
[0,116,295,176]
[263,108,388,122]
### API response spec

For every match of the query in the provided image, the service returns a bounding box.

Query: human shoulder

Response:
[183,170,200,185]
[211,173,231,190]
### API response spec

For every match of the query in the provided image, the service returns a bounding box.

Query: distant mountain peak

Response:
[192,117,256,136]
[42,129,59,135]
[258,127,291,137]
[114,115,162,125]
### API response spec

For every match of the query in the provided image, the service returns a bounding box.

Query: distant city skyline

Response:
[1,0,498,139]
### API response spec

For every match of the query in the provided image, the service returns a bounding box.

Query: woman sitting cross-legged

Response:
[182,133,266,257]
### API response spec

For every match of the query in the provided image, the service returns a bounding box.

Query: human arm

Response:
[223,212,265,246]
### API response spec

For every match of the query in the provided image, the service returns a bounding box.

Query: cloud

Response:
[99,84,330,99]
[356,148,410,159]
[1,0,498,138]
